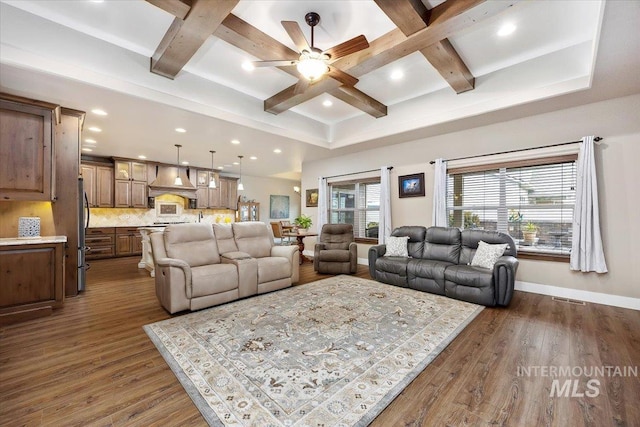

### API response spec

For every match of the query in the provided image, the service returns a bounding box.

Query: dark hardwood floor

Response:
[1,257,638,426]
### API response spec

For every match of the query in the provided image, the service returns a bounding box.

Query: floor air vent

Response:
[551,296,586,305]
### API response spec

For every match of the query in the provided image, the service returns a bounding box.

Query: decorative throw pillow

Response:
[385,236,410,257]
[470,240,508,269]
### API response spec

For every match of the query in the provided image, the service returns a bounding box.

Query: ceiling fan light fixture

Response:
[297,50,329,81]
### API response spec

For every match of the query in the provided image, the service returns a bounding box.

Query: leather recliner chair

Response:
[314,223,357,274]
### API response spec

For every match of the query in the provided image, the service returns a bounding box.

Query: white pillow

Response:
[385,236,410,257]
[470,240,508,269]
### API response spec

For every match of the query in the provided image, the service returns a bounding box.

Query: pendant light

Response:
[237,155,244,191]
[174,144,183,186]
[208,150,217,189]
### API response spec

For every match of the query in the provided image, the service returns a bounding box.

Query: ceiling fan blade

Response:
[293,79,310,95]
[327,66,359,87]
[252,59,298,67]
[323,35,369,60]
[281,21,311,52]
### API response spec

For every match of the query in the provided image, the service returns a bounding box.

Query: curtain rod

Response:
[323,166,393,180]
[429,137,602,165]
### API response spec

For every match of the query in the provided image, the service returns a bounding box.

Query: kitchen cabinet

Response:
[81,162,113,207]
[219,176,238,210]
[86,227,115,260]
[0,96,59,201]
[236,202,260,222]
[114,159,147,208]
[194,169,222,209]
[115,227,142,256]
[0,237,66,325]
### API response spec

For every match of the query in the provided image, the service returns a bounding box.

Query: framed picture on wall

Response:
[270,195,290,219]
[398,173,425,198]
[306,188,319,207]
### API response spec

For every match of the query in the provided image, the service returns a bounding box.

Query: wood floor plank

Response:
[1,256,638,426]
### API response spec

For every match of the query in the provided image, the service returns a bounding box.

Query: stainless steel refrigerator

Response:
[78,177,89,291]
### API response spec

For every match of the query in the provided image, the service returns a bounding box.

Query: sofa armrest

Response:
[271,245,300,284]
[493,255,519,306]
[222,253,258,298]
[313,243,326,271]
[368,244,386,279]
[154,257,192,313]
[349,242,358,273]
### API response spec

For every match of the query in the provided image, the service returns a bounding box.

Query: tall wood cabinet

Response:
[81,162,113,207]
[114,159,147,208]
[0,96,59,201]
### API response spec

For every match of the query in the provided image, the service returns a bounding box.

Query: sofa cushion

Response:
[164,223,220,267]
[213,224,239,254]
[391,226,426,258]
[257,257,291,283]
[407,259,453,281]
[422,226,461,264]
[318,249,351,262]
[190,263,238,298]
[444,265,493,288]
[470,241,508,269]
[375,256,410,276]
[233,222,273,258]
[460,229,516,265]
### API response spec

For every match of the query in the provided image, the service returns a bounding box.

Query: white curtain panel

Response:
[570,136,608,273]
[379,167,392,244]
[317,177,328,232]
[432,158,448,227]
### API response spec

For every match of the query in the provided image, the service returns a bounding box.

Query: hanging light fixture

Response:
[237,155,244,191]
[174,144,183,186]
[208,150,217,189]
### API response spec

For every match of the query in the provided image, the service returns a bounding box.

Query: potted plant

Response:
[294,214,312,231]
[522,221,538,244]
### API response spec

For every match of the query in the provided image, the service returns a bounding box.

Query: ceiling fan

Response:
[252,12,370,94]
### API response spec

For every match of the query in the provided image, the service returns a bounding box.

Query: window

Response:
[328,178,380,240]
[446,155,577,257]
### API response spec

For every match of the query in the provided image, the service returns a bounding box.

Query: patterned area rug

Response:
[144,276,483,426]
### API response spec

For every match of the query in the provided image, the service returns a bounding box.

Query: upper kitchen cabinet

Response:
[0,94,60,201]
[194,169,221,209]
[114,159,147,208]
[81,162,114,208]
[219,176,238,210]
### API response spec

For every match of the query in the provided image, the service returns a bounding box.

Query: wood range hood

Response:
[147,164,197,199]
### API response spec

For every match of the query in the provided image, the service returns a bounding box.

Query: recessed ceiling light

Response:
[181,161,189,165]
[390,70,404,81]
[138,155,147,159]
[88,126,102,132]
[250,156,257,160]
[218,166,224,170]
[322,100,333,107]
[84,138,97,144]
[82,148,93,152]
[91,108,107,116]
[242,61,255,72]
[175,128,186,133]
[231,139,240,145]
[273,149,282,154]
[497,22,516,37]
[233,161,239,165]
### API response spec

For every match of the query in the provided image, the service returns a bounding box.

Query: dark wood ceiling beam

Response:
[374,0,475,94]
[265,0,518,113]
[330,86,388,118]
[373,0,430,36]
[421,39,474,93]
[150,0,239,79]
[145,0,192,20]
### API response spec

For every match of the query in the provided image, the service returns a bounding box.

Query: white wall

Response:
[302,94,640,300]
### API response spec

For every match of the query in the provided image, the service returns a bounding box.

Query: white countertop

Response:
[0,236,67,246]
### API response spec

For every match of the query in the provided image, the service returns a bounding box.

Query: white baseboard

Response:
[515,281,640,311]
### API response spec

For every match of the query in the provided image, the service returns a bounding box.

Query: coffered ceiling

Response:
[1,0,638,180]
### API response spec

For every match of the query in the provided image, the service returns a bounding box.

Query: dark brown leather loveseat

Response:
[368,226,519,306]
